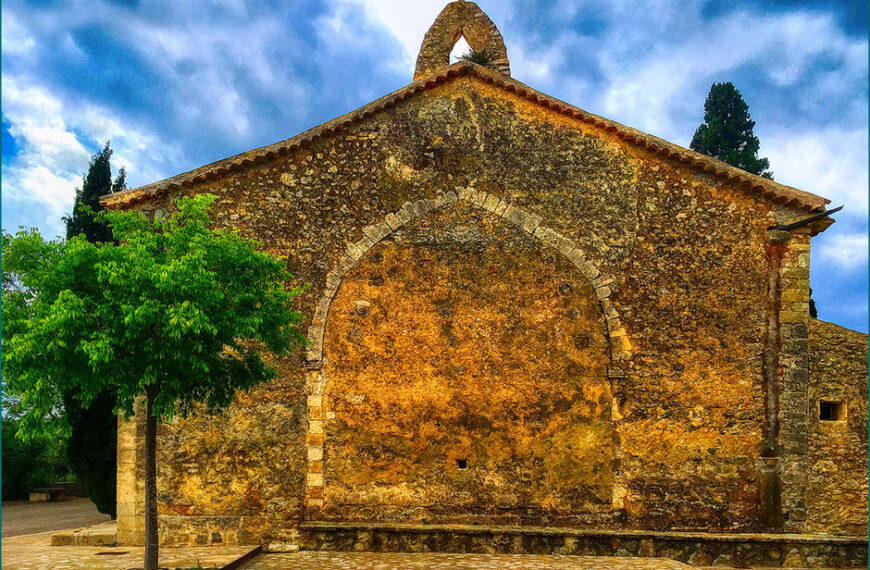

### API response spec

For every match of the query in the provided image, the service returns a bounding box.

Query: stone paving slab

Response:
[237,552,694,569]
[1,531,257,569]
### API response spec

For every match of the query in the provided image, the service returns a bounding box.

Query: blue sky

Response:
[2,0,867,331]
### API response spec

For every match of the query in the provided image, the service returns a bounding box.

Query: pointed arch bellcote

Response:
[414,1,511,80]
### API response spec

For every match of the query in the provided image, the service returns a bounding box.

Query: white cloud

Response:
[816,233,869,270]
[1,10,36,55]
[337,0,446,70]
[1,75,180,238]
[763,127,869,216]
[598,9,868,141]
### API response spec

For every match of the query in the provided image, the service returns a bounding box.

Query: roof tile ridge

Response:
[465,64,828,212]
[101,63,476,207]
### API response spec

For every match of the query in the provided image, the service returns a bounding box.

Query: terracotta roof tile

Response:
[101,62,829,213]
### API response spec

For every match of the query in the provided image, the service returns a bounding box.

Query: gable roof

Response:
[101,61,829,213]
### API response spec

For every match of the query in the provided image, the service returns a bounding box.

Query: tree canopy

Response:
[4,193,306,429]
[690,82,773,179]
[2,194,306,569]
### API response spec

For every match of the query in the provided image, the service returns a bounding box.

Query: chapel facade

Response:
[104,3,867,565]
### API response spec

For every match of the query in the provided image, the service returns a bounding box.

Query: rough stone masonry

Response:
[103,1,867,561]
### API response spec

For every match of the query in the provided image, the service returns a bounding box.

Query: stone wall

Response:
[111,72,843,545]
[317,203,613,525]
[806,319,868,535]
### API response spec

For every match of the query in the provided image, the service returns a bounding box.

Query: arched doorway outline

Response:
[302,186,632,511]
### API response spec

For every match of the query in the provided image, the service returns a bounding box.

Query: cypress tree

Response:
[65,142,117,242]
[690,82,773,179]
[62,141,127,518]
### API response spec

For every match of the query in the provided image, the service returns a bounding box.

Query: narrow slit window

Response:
[819,400,845,422]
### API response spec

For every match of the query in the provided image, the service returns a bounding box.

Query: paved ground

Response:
[0,531,257,569]
[237,552,694,569]
[2,498,111,538]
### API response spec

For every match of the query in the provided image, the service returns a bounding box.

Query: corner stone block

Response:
[325,271,342,290]
[544,230,562,248]
[355,236,374,255]
[308,395,323,408]
[323,284,339,302]
[567,248,586,264]
[362,225,383,243]
[503,206,529,227]
[557,237,576,257]
[396,208,411,225]
[313,300,329,322]
[384,213,401,230]
[579,260,600,281]
[305,348,321,363]
[307,445,323,460]
[375,220,392,239]
[307,473,324,486]
[337,254,355,274]
[445,191,459,203]
[400,201,416,218]
[596,285,612,300]
[308,488,324,502]
[522,213,543,234]
[482,194,500,212]
[346,242,364,261]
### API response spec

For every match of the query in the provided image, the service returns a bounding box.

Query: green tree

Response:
[63,141,126,243]
[1,415,71,500]
[61,142,128,518]
[690,82,773,179]
[3,194,306,570]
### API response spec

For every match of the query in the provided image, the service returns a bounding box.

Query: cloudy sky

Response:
[2,0,867,331]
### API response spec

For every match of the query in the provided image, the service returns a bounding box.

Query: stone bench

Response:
[28,481,84,502]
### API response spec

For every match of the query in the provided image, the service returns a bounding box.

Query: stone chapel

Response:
[102,2,867,566]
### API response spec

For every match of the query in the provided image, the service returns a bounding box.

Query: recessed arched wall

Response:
[302,188,633,519]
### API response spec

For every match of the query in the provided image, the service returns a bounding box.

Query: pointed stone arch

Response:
[414,1,510,80]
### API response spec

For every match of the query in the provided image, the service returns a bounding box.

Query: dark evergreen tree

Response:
[61,141,126,518]
[64,142,122,242]
[63,390,117,516]
[690,82,773,179]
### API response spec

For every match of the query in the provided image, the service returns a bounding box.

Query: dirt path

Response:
[1,498,111,537]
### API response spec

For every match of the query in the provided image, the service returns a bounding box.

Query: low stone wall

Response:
[298,522,867,568]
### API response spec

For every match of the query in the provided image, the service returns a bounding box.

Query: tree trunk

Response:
[144,387,159,570]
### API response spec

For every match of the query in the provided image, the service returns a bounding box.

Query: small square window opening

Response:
[456,459,468,470]
[819,401,845,422]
